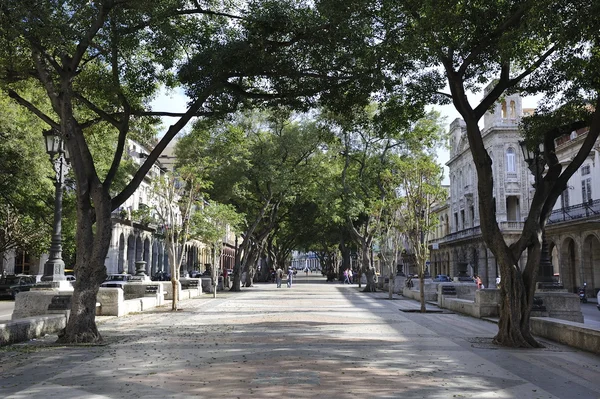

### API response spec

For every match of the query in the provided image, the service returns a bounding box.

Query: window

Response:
[561,188,570,208]
[582,178,592,203]
[506,148,516,173]
[466,165,472,187]
[581,164,591,176]
[509,101,516,118]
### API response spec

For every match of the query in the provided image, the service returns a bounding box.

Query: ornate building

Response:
[545,130,600,297]
[105,139,237,278]
[429,91,600,297]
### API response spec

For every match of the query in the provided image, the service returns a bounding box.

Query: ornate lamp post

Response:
[41,129,71,287]
[519,140,560,288]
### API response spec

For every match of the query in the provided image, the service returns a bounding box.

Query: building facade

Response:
[105,139,237,278]
[2,139,236,280]
[545,130,600,297]
[429,91,600,297]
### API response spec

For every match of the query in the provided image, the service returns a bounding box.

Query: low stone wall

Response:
[97,288,125,316]
[438,286,500,318]
[531,317,600,355]
[534,291,583,323]
[0,315,67,346]
[12,289,74,320]
[97,285,199,316]
[159,281,180,301]
[1,284,204,346]
[401,279,438,302]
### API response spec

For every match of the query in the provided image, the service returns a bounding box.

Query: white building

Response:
[429,88,600,296]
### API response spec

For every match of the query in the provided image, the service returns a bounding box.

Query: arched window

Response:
[506,148,516,173]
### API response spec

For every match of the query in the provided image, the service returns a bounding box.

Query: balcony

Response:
[435,221,524,246]
[548,199,600,224]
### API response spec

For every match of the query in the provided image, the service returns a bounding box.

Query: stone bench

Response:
[0,315,67,346]
[531,317,600,355]
[438,288,500,318]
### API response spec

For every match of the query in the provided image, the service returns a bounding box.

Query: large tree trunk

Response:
[57,179,111,343]
[230,238,245,292]
[494,245,542,347]
[244,247,260,287]
[464,117,542,347]
[361,241,376,292]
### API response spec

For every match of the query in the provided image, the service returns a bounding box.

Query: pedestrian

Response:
[495,275,501,288]
[287,267,294,288]
[476,275,483,290]
[348,269,353,284]
[305,266,309,276]
[241,270,247,287]
[343,268,350,284]
[276,266,283,288]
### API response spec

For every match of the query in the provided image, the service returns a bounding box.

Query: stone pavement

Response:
[1,275,599,399]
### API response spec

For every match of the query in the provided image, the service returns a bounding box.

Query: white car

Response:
[100,274,132,289]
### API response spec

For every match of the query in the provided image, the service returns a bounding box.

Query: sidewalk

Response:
[1,275,599,398]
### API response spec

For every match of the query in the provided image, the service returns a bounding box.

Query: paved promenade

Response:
[1,275,599,398]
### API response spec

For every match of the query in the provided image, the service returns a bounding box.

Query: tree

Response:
[191,200,243,297]
[0,90,54,260]
[0,0,376,342]
[179,109,332,290]
[151,169,204,310]
[374,0,600,346]
[327,106,439,291]
[396,154,447,312]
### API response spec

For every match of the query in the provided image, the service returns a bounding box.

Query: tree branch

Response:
[7,90,59,129]
[111,82,224,210]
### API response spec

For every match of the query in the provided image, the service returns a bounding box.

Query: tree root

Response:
[56,328,103,345]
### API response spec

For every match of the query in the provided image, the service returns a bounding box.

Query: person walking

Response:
[476,275,483,290]
[343,268,350,284]
[276,266,283,288]
[348,269,353,284]
[287,267,294,288]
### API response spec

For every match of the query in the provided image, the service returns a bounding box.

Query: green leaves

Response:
[0,90,54,254]
[191,200,244,246]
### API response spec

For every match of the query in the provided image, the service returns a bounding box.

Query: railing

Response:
[498,221,524,231]
[443,226,481,242]
[548,199,600,224]
[437,221,524,245]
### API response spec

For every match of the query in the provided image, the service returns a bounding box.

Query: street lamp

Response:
[41,129,71,287]
[518,140,560,288]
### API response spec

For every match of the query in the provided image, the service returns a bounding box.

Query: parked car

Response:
[434,274,451,282]
[100,274,132,289]
[0,275,36,299]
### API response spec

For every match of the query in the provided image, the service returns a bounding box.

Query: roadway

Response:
[0,274,599,399]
